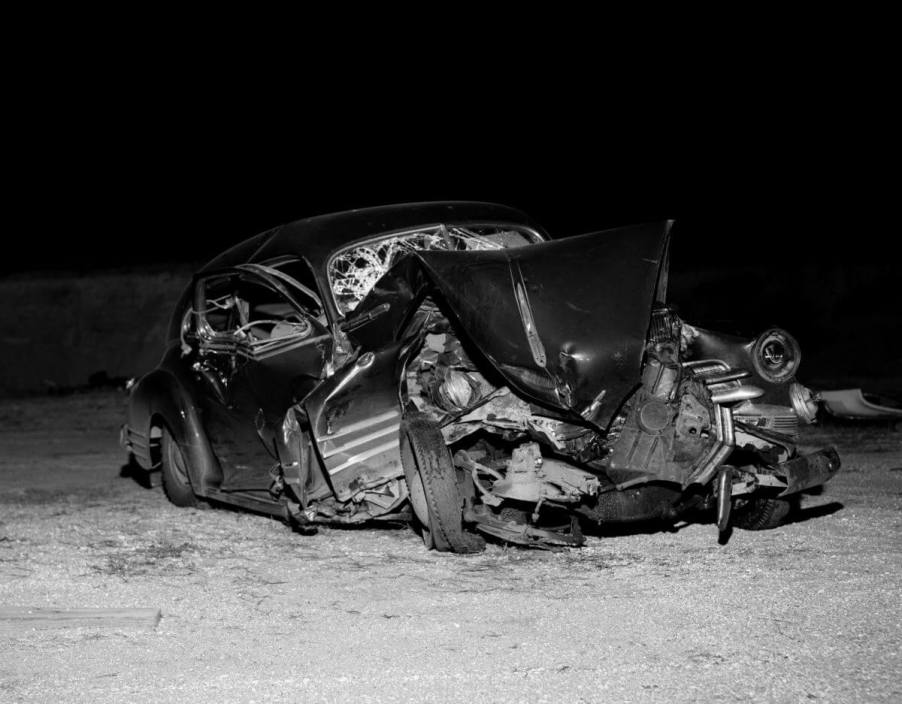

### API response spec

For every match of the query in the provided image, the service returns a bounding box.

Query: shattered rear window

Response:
[328,224,539,314]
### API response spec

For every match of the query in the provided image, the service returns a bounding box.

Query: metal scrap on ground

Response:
[0,607,161,630]
[820,388,902,420]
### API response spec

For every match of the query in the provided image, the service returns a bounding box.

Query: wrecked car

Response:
[121,201,840,552]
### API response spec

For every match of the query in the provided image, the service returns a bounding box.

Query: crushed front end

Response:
[581,307,841,534]
[397,229,840,547]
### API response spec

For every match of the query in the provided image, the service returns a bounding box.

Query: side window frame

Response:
[192,273,244,340]
[190,269,328,352]
[249,258,326,321]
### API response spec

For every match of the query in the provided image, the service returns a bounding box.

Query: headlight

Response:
[751,328,801,383]
[789,382,819,424]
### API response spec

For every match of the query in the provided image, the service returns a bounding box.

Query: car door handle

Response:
[341,303,390,332]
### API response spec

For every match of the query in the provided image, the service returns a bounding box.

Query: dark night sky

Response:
[10,126,889,275]
[3,39,897,386]
[6,59,892,283]
[6,19,893,282]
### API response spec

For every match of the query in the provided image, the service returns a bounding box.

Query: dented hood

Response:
[413,221,672,428]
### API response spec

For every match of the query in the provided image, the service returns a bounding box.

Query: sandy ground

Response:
[0,390,900,703]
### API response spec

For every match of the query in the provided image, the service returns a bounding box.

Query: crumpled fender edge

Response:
[125,359,222,493]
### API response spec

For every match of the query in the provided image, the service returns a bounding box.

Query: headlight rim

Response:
[751,327,801,383]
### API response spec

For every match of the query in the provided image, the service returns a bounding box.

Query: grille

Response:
[769,413,799,436]
[649,307,681,345]
[734,405,799,438]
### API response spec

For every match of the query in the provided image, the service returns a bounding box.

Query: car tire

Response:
[732,496,794,530]
[400,413,485,554]
[160,427,199,508]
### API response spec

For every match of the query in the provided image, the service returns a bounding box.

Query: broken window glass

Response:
[327,225,538,314]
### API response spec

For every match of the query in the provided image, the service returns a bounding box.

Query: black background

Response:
[7,15,893,277]
[6,58,897,385]
[14,117,889,298]
[12,129,887,273]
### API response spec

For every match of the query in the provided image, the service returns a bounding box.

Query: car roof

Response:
[199,201,547,273]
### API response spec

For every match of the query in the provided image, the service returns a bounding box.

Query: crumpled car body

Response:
[122,201,841,551]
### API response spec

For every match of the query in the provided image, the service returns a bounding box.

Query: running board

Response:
[202,490,291,519]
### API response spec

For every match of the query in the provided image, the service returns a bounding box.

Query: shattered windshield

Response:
[327,224,540,314]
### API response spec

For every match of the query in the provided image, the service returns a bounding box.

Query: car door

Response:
[191,266,332,492]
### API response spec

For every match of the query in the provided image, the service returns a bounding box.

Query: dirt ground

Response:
[0,390,900,703]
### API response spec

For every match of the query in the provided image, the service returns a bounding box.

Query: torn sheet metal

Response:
[820,388,902,420]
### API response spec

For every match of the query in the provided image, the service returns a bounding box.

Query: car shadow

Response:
[119,457,160,490]
[581,518,696,538]
[590,498,846,542]
[783,500,845,525]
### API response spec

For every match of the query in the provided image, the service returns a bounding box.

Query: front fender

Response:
[303,344,406,502]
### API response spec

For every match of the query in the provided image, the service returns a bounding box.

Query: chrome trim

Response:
[682,359,730,371]
[512,265,547,368]
[327,438,401,475]
[324,409,400,440]
[703,370,751,385]
[686,405,735,487]
[710,386,764,404]
[321,423,400,459]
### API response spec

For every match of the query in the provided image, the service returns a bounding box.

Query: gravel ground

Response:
[0,390,900,703]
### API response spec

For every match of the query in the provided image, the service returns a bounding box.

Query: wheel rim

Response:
[400,432,434,548]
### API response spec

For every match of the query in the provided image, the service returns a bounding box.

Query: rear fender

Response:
[125,359,222,494]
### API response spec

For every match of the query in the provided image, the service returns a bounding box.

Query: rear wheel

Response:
[160,427,199,508]
[400,414,484,553]
[733,496,795,530]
